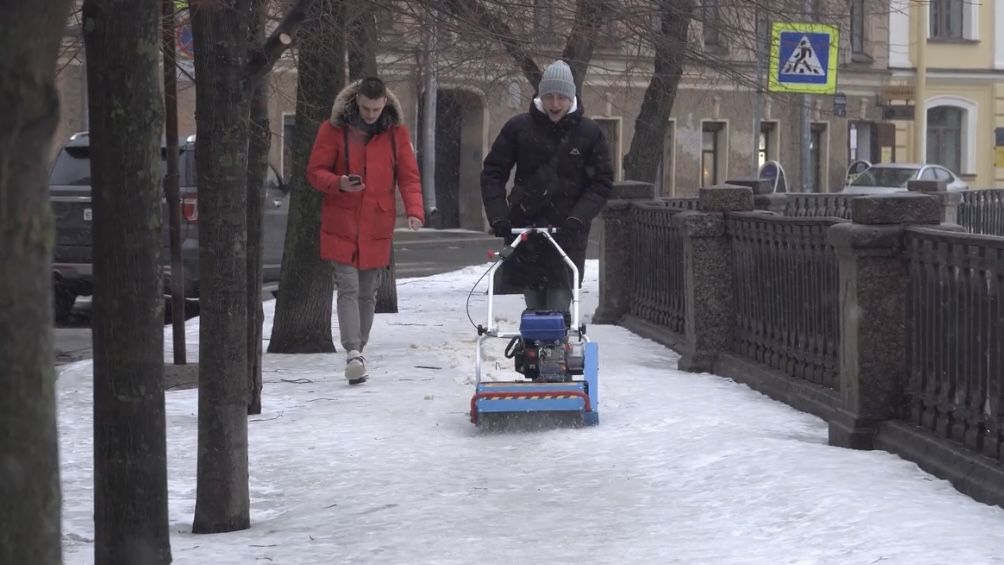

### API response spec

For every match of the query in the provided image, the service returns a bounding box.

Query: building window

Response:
[758,123,771,169]
[848,122,874,162]
[702,0,721,47]
[758,121,779,170]
[534,0,552,34]
[850,0,865,54]
[926,106,963,175]
[701,122,725,187]
[594,117,623,181]
[809,123,828,192]
[376,5,398,39]
[930,0,964,39]
[658,120,676,196]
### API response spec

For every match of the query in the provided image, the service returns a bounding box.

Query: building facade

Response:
[886,0,1004,188]
[58,1,994,233]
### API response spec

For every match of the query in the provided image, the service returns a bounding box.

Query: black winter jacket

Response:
[481,99,614,290]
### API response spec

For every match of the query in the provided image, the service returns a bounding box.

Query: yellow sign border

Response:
[768,22,840,95]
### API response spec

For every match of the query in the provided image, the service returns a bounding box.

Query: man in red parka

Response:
[307,77,425,385]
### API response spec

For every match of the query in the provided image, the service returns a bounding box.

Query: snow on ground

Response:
[57,260,1004,564]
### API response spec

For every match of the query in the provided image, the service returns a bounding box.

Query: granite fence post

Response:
[593,181,656,324]
[727,177,787,215]
[827,193,943,449]
[906,179,962,225]
[674,185,753,372]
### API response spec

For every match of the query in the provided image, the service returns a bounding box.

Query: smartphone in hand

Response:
[348,174,363,186]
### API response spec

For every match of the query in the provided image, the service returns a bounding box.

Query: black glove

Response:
[492,219,513,239]
[561,217,584,236]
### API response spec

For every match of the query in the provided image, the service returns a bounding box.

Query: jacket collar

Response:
[329,80,405,134]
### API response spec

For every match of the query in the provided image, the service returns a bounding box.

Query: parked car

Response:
[841,162,969,194]
[49,131,289,322]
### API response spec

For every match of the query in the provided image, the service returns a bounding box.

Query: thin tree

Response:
[83,0,173,561]
[189,0,311,533]
[268,0,346,354]
[0,3,74,563]
[622,0,694,182]
[246,0,271,414]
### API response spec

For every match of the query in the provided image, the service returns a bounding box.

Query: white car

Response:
[842,163,968,194]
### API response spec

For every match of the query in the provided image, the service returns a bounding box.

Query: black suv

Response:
[49,132,290,322]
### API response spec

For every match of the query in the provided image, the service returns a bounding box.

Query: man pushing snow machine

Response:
[472,59,613,428]
[470,227,599,428]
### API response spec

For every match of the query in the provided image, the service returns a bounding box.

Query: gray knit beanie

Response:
[538,60,576,100]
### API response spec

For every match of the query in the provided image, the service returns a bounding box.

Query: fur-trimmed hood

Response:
[329,80,404,133]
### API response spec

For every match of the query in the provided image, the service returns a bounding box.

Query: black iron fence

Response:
[783,193,858,219]
[958,189,1004,236]
[598,185,1004,507]
[628,201,687,334]
[727,213,842,389]
[905,227,1004,462]
[781,190,1004,238]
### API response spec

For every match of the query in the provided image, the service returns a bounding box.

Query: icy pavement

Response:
[57,261,1004,564]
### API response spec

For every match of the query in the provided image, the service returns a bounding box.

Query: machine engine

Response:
[507,311,585,382]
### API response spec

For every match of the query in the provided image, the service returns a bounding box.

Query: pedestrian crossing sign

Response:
[768,22,839,94]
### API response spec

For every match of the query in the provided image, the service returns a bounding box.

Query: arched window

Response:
[926,106,963,175]
[924,97,977,175]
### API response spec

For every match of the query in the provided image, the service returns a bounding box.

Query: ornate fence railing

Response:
[726,213,844,389]
[627,201,687,335]
[782,193,856,219]
[958,189,1004,237]
[905,227,1004,461]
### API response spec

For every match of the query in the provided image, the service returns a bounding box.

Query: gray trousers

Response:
[333,262,382,353]
[523,286,572,313]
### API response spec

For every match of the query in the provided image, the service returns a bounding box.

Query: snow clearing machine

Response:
[470,227,599,429]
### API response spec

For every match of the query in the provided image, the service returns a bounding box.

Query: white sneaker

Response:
[345,350,368,385]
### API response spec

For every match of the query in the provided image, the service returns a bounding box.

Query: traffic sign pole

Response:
[801,0,813,193]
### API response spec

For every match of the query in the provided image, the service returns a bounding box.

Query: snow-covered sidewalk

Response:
[57,260,1004,564]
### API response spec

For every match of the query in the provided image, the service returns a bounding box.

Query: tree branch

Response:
[441,0,542,88]
[244,0,314,87]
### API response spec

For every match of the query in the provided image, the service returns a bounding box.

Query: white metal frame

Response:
[474,227,585,385]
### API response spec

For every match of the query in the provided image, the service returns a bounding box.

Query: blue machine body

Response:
[472,341,599,426]
[519,311,567,342]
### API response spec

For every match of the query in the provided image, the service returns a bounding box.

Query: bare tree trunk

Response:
[246,84,267,415]
[348,4,377,79]
[190,0,253,534]
[246,1,269,416]
[83,1,173,562]
[622,0,693,183]
[561,0,607,91]
[268,0,345,353]
[0,3,73,564]
[189,0,313,531]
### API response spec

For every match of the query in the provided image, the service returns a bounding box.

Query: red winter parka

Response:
[306,81,424,270]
